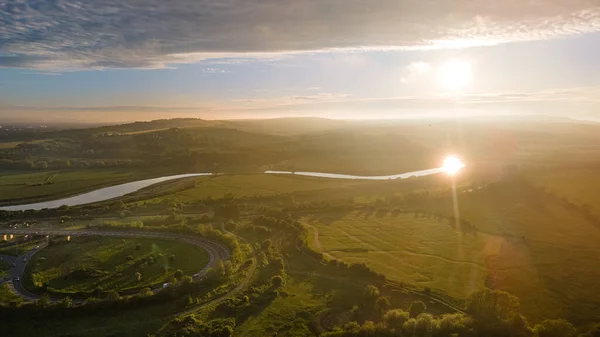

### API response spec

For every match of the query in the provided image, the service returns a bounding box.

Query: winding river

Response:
[0,168,445,211]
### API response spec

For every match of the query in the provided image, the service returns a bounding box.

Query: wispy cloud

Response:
[201,67,228,74]
[401,62,433,83]
[2,0,599,70]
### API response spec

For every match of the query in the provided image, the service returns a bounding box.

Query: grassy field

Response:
[0,141,23,149]
[26,236,209,293]
[139,174,369,204]
[0,169,161,206]
[235,278,326,336]
[304,211,492,301]
[529,168,600,216]
[303,179,600,324]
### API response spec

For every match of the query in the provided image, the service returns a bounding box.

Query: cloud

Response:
[401,62,433,83]
[201,67,227,74]
[2,0,599,69]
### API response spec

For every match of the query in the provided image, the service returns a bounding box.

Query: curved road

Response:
[0,229,231,302]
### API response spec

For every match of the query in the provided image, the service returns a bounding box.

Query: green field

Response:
[139,174,368,204]
[304,211,491,300]
[0,169,159,206]
[26,236,210,293]
[530,168,600,216]
[235,279,326,336]
[0,141,23,149]
[305,179,600,324]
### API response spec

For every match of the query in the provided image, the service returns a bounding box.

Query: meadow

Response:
[302,177,600,325]
[304,211,491,301]
[26,236,209,294]
[529,168,600,216]
[136,174,369,204]
[0,169,160,206]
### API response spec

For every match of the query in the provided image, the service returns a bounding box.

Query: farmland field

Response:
[0,169,160,206]
[138,174,369,204]
[305,178,600,324]
[529,168,600,216]
[304,211,492,301]
[25,236,210,294]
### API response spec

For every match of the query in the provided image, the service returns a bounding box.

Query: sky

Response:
[1,0,600,123]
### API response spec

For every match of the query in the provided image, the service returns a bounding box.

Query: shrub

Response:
[271,275,284,288]
[408,301,427,318]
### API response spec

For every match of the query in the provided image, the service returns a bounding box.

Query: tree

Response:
[383,309,409,330]
[140,287,153,297]
[467,288,525,335]
[174,269,184,280]
[408,301,427,318]
[376,296,391,314]
[261,239,273,252]
[362,285,380,306]
[107,290,121,302]
[37,293,51,308]
[57,296,72,308]
[224,220,237,231]
[414,313,434,337]
[534,319,577,337]
[434,313,474,336]
[271,275,284,288]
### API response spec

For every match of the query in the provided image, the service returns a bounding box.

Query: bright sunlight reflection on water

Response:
[442,156,466,175]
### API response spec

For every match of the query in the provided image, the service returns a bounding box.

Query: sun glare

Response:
[442,156,465,175]
[439,60,472,90]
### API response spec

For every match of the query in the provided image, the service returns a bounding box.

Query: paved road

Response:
[0,229,231,302]
[0,240,48,301]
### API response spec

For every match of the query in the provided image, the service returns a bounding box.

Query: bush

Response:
[383,309,409,330]
[534,319,577,337]
[271,275,284,288]
[408,301,427,318]
[362,285,380,306]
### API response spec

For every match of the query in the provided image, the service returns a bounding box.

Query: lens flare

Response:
[439,60,472,90]
[442,156,465,175]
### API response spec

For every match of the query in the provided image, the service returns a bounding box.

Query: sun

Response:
[439,60,472,90]
[442,156,465,175]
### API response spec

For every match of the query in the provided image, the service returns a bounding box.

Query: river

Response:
[1,168,445,211]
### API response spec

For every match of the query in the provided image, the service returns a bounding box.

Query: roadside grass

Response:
[0,168,165,206]
[0,283,22,305]
[0,259,10,278]
[26,236,209,294]
[0,237,45,256]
